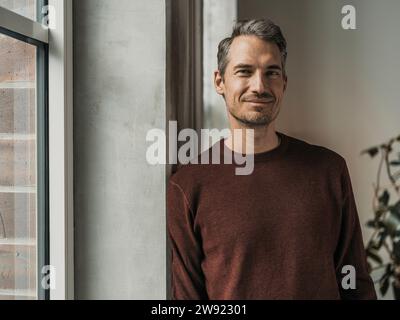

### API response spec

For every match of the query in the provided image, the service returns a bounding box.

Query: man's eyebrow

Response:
[266,64,282,71]
[233,63,282,71]
[233,63,253,70]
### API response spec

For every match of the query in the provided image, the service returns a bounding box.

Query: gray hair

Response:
[217,19,288,78]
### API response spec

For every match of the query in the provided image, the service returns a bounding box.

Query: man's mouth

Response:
[244,99,275,104]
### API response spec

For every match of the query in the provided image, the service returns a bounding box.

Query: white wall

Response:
[73,0,166,299]
[238,0,400,299]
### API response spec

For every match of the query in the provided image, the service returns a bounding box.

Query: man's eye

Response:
[237,70,251,75]
[267,71,281,78]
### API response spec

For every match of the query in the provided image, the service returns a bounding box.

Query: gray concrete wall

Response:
[73,0,166,299]
[238,0,400,300]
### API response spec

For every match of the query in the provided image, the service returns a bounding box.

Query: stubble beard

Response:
[228,103,281,127]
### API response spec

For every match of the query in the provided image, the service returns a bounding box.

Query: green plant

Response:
[362,134,400,299]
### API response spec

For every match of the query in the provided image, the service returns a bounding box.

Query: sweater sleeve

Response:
[167,179,209,300]
[334,160,377,300]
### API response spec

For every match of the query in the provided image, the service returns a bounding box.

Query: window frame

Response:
[0,4,48,43]
[0,0,74,300]
[0,5,49,300]
[48,0,74,300]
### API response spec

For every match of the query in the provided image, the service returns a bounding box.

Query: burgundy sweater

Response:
[167,132,377,300]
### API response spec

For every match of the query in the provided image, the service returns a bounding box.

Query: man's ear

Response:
[214,70,225,96]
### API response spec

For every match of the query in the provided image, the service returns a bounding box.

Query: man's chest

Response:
[195,172,342,259]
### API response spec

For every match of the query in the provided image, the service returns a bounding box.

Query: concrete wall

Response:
[238,0,400,299]
[73,0,166,299]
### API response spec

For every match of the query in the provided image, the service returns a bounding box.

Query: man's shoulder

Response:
[169,163,200,183]
[169,134,348,187]
[168,140,225,194]
[286,134,346,170]
[167,162,209,204]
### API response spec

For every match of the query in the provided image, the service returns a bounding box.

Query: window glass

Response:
[0,32,37,300]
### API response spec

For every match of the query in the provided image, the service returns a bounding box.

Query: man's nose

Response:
[250,72,269,94]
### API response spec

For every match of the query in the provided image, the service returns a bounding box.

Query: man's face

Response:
[215,35,287,127]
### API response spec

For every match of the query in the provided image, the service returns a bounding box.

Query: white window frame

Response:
[48,0,74,300]
[0,0,74,300]
[0,5,48,42]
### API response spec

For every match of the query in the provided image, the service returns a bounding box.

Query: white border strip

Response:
[48,0,74,300]
[0,5,48,43]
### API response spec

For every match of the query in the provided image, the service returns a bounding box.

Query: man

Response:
[167,19,377,300]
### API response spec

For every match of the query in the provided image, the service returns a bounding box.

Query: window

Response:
[0,0,37,21]
[0,1,48,300]
[203,0,236,131]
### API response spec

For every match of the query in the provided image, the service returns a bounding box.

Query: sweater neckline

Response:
[220,131,290,163]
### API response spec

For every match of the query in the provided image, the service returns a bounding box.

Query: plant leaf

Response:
[366,220,374,228]
[361,147,379,158]
[374,231,388,250]
[366,220,383,228]
[390,201,400,219]
[370,241,381,250]
[380,277,390,296]
[379,265,393,296]
[379,190,390,207]
[382,144,393,153]
[393,240,400,262]
[366,248,383,264]
[382,213,400,236]
[374,208,388,219]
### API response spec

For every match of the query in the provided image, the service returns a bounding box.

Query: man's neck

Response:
[225,119,280,155]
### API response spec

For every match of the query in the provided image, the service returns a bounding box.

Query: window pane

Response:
[0,33,37,300]
[0,0,37,21]
[203,0,235,130]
